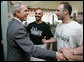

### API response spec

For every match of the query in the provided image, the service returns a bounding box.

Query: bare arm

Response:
[61,48,83,61]
[73,43,83,55]
[70,54,83,61]
[42,36,56,44]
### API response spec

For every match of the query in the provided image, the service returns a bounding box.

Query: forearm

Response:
[73,45,83,55]
[70,54,83,61]
[47,38,56,43]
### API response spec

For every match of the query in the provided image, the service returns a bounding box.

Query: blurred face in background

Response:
[16,5,28,21]
[35,9,43,21]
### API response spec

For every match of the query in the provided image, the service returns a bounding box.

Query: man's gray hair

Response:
[11,3,22,17]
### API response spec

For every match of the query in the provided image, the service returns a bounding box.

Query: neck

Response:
[63,15,72,24]
[16,16,23,22]
[36,20,43,24]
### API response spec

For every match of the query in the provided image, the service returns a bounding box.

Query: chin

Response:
[24,18,27,21]
[22,19,26,21]
[36,18,40,20]
[36,19,40,21]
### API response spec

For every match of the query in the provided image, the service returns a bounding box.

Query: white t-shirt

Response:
[54,21,83,50]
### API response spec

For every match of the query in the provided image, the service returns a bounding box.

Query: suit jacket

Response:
[6,18,56,61]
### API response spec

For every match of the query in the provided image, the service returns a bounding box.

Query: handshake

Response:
[42,37,74,61]
[56,48,74,61]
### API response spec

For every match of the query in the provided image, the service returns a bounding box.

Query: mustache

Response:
[35,16,41,18]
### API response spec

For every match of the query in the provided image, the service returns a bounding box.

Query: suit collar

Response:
[14,17,23,25]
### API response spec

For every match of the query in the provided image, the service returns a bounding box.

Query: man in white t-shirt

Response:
[42,2,83,61]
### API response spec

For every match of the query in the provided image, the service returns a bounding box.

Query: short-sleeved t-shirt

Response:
[26,21,53,45]
[54,21,83,50]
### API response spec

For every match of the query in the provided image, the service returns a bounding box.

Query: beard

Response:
[57,15,64,20]
[35,16,41,21]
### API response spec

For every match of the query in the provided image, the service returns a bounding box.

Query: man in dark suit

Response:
[7,3,64,61]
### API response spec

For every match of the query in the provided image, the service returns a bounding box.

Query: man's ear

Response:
[16,10,21,16]
[16,10,18,15]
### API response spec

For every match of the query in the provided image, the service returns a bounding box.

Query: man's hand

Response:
[42,36,48,44]
[10,12,14,20]
[60,48,74,60]
[42,36,56,44]
[56,51,67,61]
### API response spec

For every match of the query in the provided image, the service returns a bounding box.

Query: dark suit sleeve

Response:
[15,27,56,60]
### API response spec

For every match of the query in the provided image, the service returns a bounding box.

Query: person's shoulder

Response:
[72,21,83,30]
[28,21,36,25]
[42,21,46,24]
[8,20,24,33]
[72,21,82,27]
[72,21,79,24]
[42,22,50,27]
[9,19,20,26]
[42,22,48,25]
[56,22,62,27]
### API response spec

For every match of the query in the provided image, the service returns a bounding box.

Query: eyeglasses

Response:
[35,13,41,15]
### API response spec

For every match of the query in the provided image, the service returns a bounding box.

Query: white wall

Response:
[11,1,83,12]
